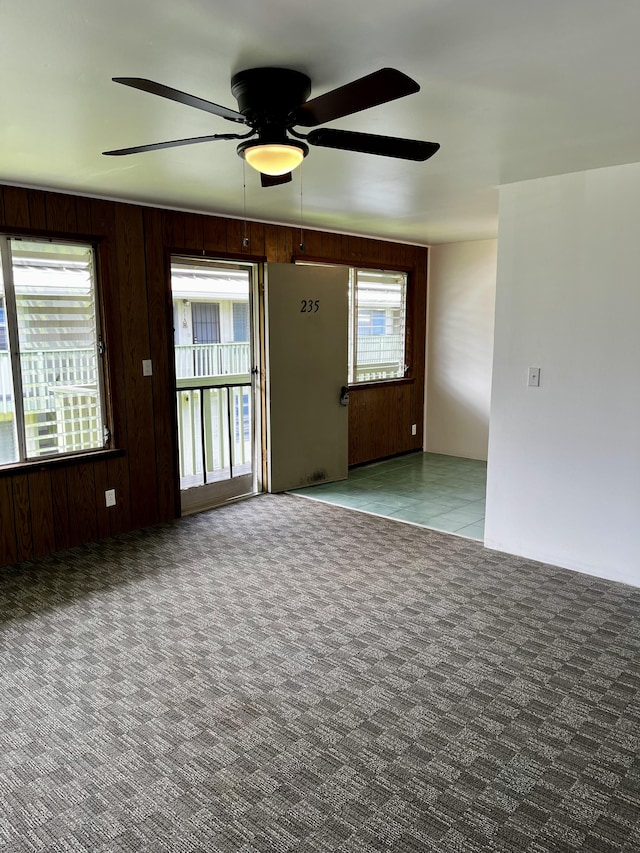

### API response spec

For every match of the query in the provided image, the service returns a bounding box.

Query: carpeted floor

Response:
[0,493,639,852]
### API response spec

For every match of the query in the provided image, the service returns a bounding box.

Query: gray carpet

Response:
[0,494,639,853]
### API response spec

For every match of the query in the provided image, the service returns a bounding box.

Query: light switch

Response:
[528,367,541,387]
[142,359,153,377]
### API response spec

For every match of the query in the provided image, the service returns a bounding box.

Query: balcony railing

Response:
[351,333,405,382]
[356,333,403,364]
[174,344,253,489]
[1,338,401,415]
[175,342,250,379]
[50,385,102,454]
[0,348,103,460]
[176,378,252,489]
[0,348,98,413]
[1,337,404,471]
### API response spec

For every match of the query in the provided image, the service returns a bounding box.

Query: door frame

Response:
[169,254,263,515]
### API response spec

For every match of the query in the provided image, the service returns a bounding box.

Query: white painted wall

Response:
[485,164,640,586]
[426,239,497,460]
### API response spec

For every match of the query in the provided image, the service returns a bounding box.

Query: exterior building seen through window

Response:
[0,236,107,466]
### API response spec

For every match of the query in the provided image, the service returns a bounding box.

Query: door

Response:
[266,263,349,492]
[171,257,261,514]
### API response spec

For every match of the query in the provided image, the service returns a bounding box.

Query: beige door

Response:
[266,263,349,492]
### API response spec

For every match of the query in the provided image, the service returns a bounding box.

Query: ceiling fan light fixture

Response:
[238,141,308,176]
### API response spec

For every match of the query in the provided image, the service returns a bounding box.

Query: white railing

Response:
[175,343,251,379]
[356,366,404,382]
[356,333,403,365]
[0,349,102,458]
[175,345,253,488]
[50,385,102,455]
[177,381,252,489]
[2,337,405,469]
[2,344,246,414]
[0,347,98,414]
[350,333,405,381]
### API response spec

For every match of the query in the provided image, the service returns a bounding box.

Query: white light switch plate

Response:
[528,367,541,387]
[142,359,153,377]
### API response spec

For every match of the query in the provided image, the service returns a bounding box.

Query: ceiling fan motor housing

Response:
[231,67,311,131]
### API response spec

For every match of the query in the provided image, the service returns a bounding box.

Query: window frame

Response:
[0,232,111,468]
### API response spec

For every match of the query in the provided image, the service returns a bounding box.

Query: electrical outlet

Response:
[105,488,116,508]
[411,423,417,436]
[142,359,153,377]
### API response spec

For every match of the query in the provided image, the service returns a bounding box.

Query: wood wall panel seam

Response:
[51,467,71,553]
[27,470,56,559]
[12,475,33,562]
[45,192,78,234]
[0,478,18,566]
[2,187,30,228]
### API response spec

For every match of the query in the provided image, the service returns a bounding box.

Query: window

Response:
[0,236,107,466]
[357,309,387,337]
[191,302,220,344]
[348,269,407,383]
[232,302,249,342]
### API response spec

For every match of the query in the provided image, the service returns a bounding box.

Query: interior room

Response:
[1,2,639,851]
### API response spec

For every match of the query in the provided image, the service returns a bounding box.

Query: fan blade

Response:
[260,172,292,187]
[307,128,439,161]
[113,77,246,124]
[294,68,419,128]
[103,133,245,156]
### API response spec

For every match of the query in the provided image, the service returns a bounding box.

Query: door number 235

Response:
[300,299,320,313]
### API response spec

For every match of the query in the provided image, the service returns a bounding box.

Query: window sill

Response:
[0,447,125,478]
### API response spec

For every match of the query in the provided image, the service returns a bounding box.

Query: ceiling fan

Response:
[103,67,440,187]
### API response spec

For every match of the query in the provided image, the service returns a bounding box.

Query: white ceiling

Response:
[2,1,640,245]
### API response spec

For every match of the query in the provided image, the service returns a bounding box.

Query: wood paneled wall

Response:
[0,184,427,568]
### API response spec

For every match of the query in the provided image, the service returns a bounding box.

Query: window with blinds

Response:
[348,269,407,383]
[232,302,250,342]
[0,236,107,465]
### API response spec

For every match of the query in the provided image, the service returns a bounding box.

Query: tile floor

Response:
[290,451,487,540]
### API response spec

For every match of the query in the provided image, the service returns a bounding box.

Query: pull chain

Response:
[299,163,304,252]
[242,161,249,248]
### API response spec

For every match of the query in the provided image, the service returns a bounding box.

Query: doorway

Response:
[171,257,261,514]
